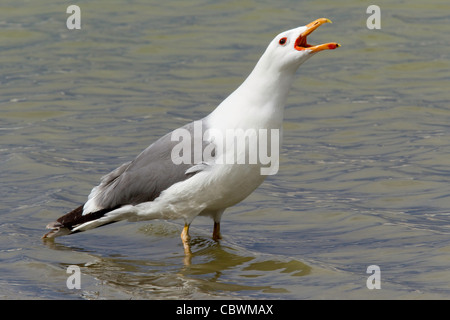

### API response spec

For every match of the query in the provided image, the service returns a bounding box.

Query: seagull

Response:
[43,18,340,254]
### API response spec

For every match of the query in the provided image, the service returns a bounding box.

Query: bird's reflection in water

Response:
[43,227,311,299]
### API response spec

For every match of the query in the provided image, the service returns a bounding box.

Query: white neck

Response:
[207,53,298,130]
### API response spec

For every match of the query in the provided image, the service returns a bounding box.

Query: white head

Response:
[258,18,340,73]
[210,18,340,128]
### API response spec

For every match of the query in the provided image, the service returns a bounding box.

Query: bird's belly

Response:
[134,162,266,221]
[132,139,274,224]
[204,163,267,209]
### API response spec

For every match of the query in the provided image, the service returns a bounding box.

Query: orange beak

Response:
[295,18,340,52]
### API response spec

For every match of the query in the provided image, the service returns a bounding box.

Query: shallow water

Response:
[1,0,450,299]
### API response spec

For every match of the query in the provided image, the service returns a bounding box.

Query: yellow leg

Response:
[181,223,192,255]
[212,222,222,241]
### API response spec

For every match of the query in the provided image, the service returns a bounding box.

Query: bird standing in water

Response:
[44,18,340,254]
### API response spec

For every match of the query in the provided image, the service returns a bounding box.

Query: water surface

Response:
[1,0,450,299]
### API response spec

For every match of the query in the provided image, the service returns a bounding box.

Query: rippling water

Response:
[1,0,450,299]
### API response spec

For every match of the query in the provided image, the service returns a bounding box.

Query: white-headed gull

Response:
[44,18,340,254]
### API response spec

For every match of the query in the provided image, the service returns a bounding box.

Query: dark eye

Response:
[279,37,287,45]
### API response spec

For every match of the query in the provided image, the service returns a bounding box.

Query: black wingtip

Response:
[43,205,84,239]
[43,204,120,239]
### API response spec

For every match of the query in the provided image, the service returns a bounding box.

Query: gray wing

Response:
[88,120,213,211]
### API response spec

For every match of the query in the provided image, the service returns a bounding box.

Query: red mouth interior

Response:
[294,35,311,51]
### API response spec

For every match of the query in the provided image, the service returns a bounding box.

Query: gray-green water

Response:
[1,0,450,299]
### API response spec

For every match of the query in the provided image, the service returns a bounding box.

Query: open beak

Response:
[295,18,340,52]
